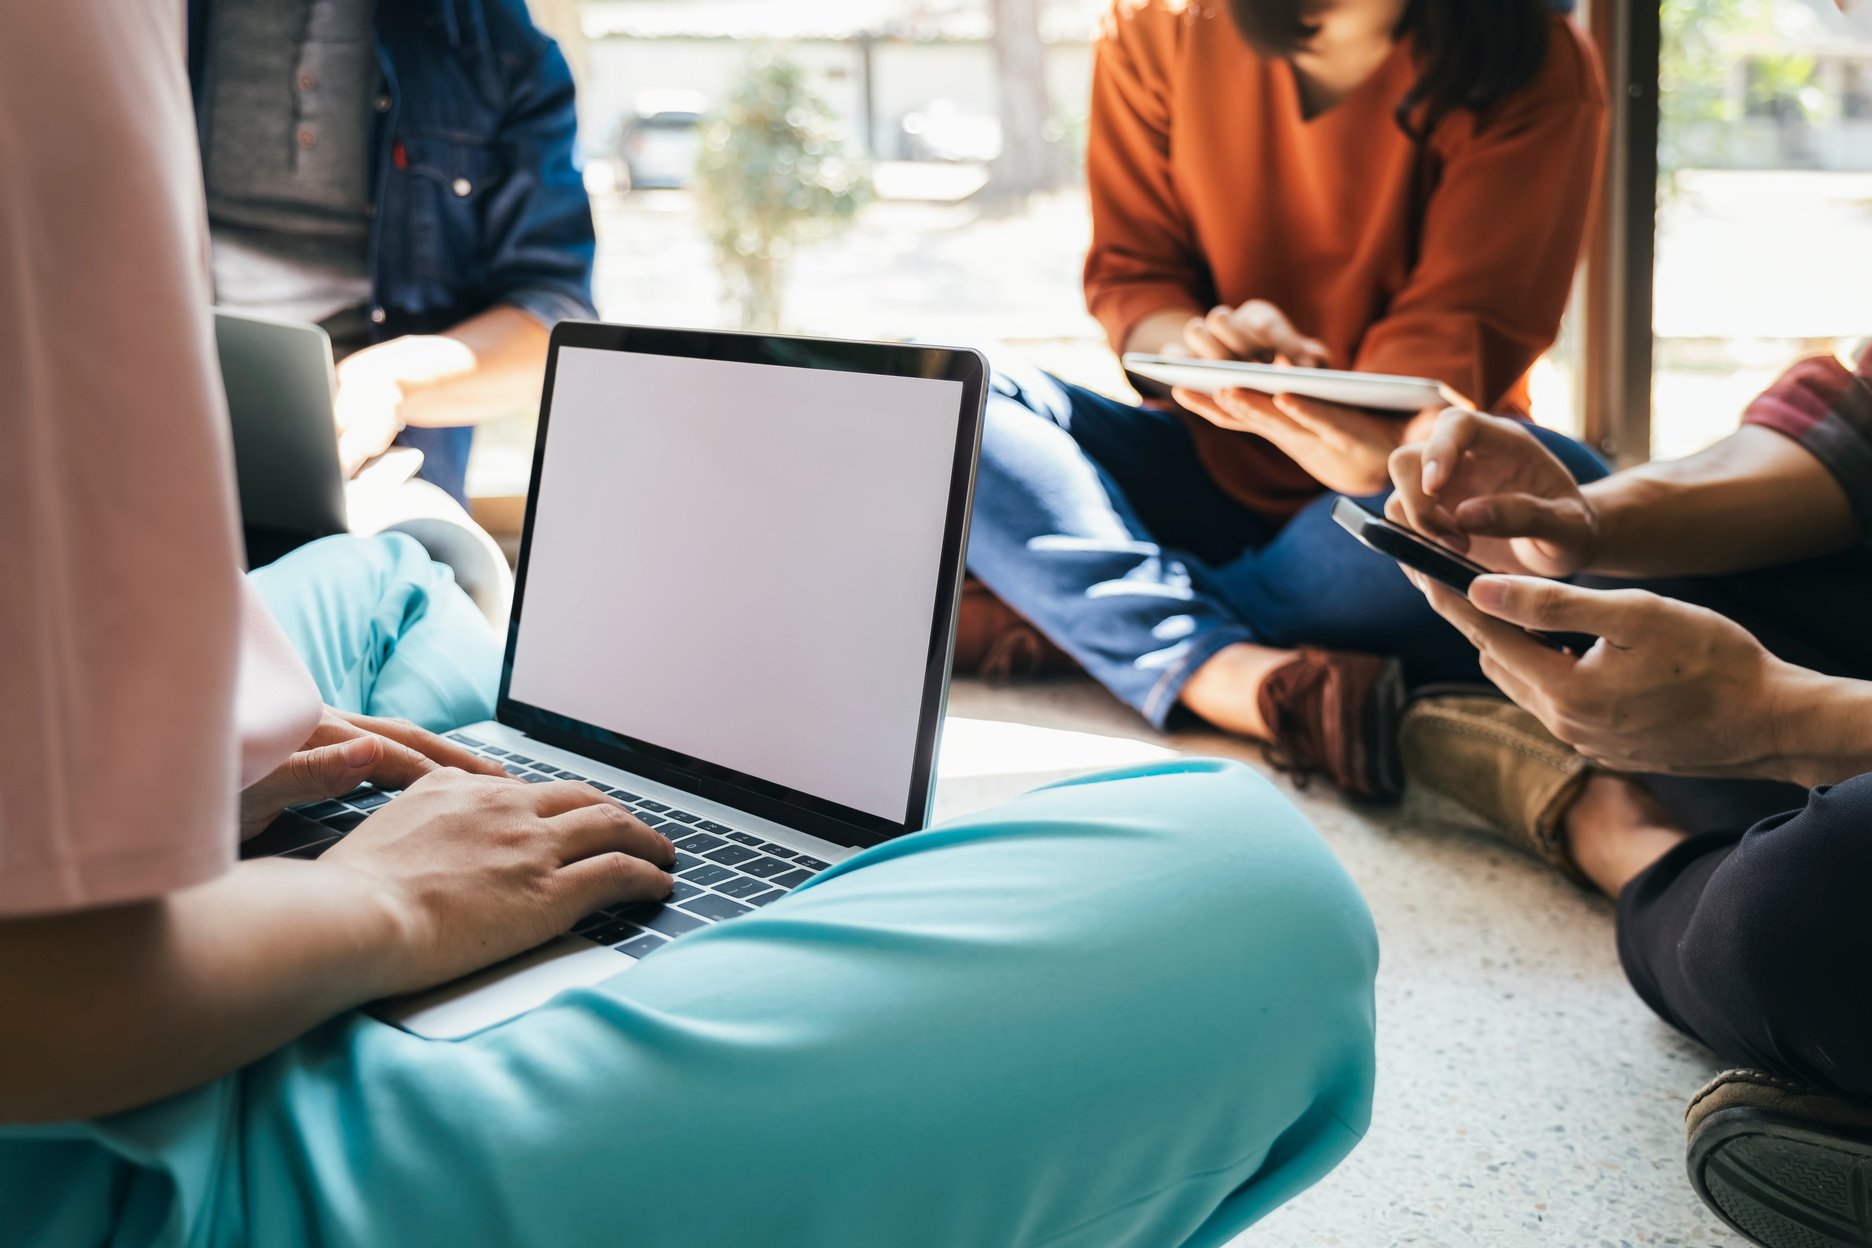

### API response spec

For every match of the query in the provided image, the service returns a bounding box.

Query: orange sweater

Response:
[1085,1,1608,516]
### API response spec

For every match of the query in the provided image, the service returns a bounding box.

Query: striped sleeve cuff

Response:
[1743,342,1872,532]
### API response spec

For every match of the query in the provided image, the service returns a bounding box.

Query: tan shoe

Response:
[1686,1069,1872,1247]
[1397,689,1592,885]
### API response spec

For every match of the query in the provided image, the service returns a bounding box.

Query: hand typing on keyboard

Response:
[241,707,510,839]
[314,770,679,997]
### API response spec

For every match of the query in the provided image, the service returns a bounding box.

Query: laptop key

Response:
[615,933,667,958]
[697,820,734,834]
[679,893,751,922]
[297,799,352,821]
[630,906,708,938]
[663,810,700,824]
[674,832,726,853]
[505,754,535,766]
[726,831,764,847]
[522,772,557,784]
[770,867,815,890]
[634,814,668,829]
[321,810,368,833]
[281,837,340,860]
[739,857,794,880]
[446,733,480,746]
[756,843,796,859]
[610,789,642,802]
[480,746,509,758]
[635,799,671,813]
[704,844,760,867]
[583,920,639,945]
[670,852,704,874]
[741,889,782,907]
[713,875,772,900]
[681,864,735,887]
[793,856,831,872]
[667,880,707,904]
[346,789,392,811]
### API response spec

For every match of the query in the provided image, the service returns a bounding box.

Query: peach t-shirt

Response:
[0,0,322,917]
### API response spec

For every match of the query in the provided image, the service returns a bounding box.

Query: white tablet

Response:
[1123,353,1458,413]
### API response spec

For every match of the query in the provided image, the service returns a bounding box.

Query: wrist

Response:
[1765,665,1872,788]
[311,859,432,1000]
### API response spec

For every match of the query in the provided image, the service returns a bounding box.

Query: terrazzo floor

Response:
[933,676,1748,1248]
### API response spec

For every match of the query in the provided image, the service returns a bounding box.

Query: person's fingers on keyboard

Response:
[337,712,511,779]
[555,851,675,923]
[526,778,632,818]
[546,798,676,869]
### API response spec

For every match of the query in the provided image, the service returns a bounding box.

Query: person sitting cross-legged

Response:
[963,0,1610,798]
[0,7,1381,1247]
[1385,345,1872,1248]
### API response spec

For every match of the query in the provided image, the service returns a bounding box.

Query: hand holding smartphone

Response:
[1332,498,1597,655]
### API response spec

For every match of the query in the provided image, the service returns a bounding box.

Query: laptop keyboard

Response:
[251,733,832,961]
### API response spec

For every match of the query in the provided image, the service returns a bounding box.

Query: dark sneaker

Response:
[1255,647,1405,800]
[952,577,1077,681]
[1686,1068,1872,1247]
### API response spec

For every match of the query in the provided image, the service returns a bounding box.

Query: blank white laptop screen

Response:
[507,346,966,822]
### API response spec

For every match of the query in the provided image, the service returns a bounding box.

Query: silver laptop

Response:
[243,323,988,1039]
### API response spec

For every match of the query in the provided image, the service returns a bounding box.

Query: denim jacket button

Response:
[369,307,387,325]
[451,177,473,198]
[375,94,392,113]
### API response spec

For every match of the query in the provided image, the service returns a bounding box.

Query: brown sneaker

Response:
[1686,1069,1872,1247]
[952,577,1079,681]
[1397,689,1592,885]
[1255,647,1405,800]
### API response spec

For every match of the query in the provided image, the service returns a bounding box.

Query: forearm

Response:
[1584,426,1863,578]
[359,305,552,430]
[1770,668,1872,789]
[0,858,408,1124]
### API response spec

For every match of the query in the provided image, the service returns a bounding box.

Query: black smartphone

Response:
[1332,497,1595,655]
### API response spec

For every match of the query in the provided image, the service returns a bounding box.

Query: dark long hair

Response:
[1227,0,1552,138]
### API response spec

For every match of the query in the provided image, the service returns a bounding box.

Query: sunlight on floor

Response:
[935,714,1177,781]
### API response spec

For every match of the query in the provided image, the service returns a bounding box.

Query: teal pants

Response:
[247,532,502,731]
[1,539,1380,1247]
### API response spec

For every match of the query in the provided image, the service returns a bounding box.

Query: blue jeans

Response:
[966,367,1610,727]
[2,760,1378,1248]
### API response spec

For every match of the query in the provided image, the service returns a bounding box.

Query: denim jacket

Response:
[188,0,597,501]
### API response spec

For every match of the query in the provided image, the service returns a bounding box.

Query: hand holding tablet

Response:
[1123,352,1462,413]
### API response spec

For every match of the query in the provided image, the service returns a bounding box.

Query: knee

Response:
[1055,758,1380,1003]
[1679,779,1872,1092]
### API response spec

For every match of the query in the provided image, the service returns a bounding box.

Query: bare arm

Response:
[0,770,675,1125]
[1584,425,1862,578]
[0,859,403,1123]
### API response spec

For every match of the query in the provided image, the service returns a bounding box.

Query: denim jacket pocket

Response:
[398,132,505,286]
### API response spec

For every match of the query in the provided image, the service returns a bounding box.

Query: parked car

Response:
[616,92,707,191]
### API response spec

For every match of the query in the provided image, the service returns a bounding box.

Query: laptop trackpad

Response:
[373,937,630,1040]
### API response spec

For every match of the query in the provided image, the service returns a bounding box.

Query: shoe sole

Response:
[1688,1106,1872,1246]
[1359,658,1407,801]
